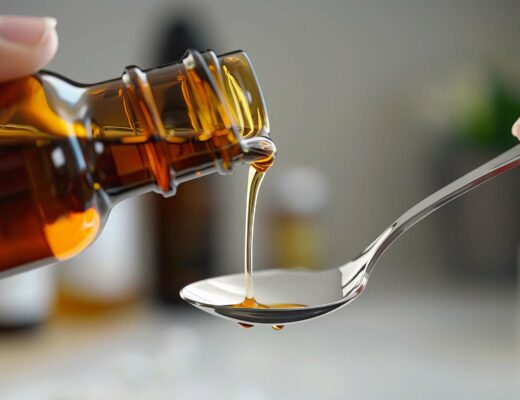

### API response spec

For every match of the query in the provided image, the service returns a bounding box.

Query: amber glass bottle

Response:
[0,50,273,277]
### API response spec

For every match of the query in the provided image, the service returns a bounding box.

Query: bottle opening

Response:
[216,51,270,139]
[241,136,276,172]
[119,49,272,193]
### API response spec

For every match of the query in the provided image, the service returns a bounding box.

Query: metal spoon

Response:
[180,144,520,326]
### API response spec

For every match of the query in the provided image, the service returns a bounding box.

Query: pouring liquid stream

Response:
[244,167,264,303]
[235,140,306,330]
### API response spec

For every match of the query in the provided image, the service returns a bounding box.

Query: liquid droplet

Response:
[239,323,254,328]
[272,325,284,331]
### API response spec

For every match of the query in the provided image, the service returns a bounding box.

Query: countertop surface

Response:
[0,277,518,400]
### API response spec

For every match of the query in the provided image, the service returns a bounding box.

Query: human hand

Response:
[513,118,520,140]
[0,15,58,82]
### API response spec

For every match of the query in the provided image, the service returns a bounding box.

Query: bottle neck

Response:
[83,75,240,201]
[80,50,272,201]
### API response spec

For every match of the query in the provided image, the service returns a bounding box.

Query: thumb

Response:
[0,16,58,82]
[513,118,520,140]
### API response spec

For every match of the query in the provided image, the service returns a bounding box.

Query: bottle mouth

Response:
[241,136,276,172]
[216,51,270,139]
[183,49,270,138]
[125,49,272,191]
[180,49,272,173]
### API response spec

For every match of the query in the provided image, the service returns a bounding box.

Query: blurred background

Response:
[1,1,519,399]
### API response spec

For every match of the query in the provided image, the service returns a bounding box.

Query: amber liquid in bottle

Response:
[0,76,238,272]
[0,76,107,272]
[0,50,271,276]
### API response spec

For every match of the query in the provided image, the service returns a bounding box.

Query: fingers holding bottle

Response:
[513,118,520,140]
[0,15,58,82]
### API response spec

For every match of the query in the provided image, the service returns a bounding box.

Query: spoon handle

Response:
[366,143,520,274]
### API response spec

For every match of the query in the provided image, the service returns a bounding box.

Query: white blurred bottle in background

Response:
[56,196,154,314]
[0,265,55,331]
[271,167,329,270]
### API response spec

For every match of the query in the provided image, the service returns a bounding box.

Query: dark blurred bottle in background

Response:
[152,14,220,305]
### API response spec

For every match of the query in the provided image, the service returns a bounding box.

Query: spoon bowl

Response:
[180,267,365,325]
[181,144,520,326]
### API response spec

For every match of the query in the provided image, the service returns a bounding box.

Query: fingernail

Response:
[0,16,57,47]
[513,118,520,139]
